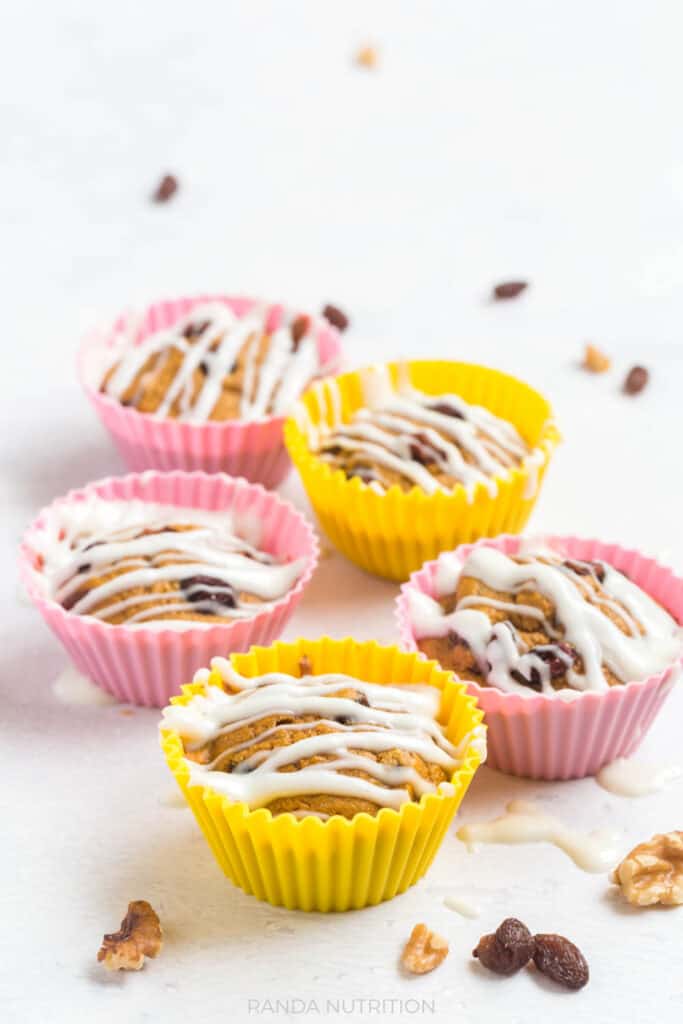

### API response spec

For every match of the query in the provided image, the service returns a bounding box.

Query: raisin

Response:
[533,933,589,990]
[473,918,535,976]
[563,558,605,583]
[182,319,210,339]
[198,361,209,375]
[510,668,543,691]
[290,315,310,348]
[347,466,376,484]
[530,643,578,679]
[430,401,464,419]
[152,173,178,203]
[322,303,349,331]
[77,563,91,574]
[447,630,468,649]
[409,432,445,466]
[623,365,649,396]
[180,575,236,609]
[493,280,528,300]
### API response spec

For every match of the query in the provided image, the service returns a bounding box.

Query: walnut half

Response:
[611,831,683,907]
[97,900,163,970]
[401,923,449,974]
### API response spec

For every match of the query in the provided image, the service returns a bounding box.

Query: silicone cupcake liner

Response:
[161,637,486,911]
[78,295,343,489]
[396,535,683,780]
[19,471,319,708]
[284,360,560,581]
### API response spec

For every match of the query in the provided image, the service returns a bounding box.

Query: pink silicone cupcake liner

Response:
[78,295,343,489]
[396,535,683,780]
[19,471,319,707]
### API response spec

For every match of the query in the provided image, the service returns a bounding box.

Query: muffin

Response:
[37,497,306,628]
[163,657,468,820]
[100,301,325,422]
[79,296,343,487]
[285,360,559,580]
[160,638,486,910]
[20,471,318,706]
[397,535,683,779]
[316,368,532,496]
[410,542,683,695]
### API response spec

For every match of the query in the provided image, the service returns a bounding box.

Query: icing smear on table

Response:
[457,800,620,873]
[596,757,683,797]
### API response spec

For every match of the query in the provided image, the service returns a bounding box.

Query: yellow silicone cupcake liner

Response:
[160,637,485,912]
[284,360,560,581]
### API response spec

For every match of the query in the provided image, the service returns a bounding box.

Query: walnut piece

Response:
[401,923,449,974]
[583,343,611,373]
[97,900,163,970]
[355,45,378,70]
[611,831,683,906]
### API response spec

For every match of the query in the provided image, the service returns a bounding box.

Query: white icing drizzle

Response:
[596,757,683,797]
[313,365,541,499]
[161,658,485,812]
[443,894,481,918]
[457,800,620,873]
[28,498,304,629]
[409,544,683,695]
[52,665,118,706]
[102,302,324,421]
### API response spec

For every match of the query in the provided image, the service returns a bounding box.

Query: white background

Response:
[1,3,682,1022]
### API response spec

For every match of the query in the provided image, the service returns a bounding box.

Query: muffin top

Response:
[28,497,305,629]
[408,542,683,695]
[100,301,327,422]
[161,656,482,819]
[311,365,534,496]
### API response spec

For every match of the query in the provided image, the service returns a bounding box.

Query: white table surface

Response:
[2,3,682,1022]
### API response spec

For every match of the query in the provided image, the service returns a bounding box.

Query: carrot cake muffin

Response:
[161,657,479,818]
[100,302,327,421]
[30,497,306,627]
[407,542,683,695]
[313,367,534,495]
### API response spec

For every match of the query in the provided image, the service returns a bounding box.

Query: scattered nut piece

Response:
[401,923,449,975]
[152,174,178,203]
[582,343,611,373]
[533,933,589,990]
[298,654,313,676]
[322,303,349,332]
[610,830,683,906]
[623,365,649,395]
[97,900,163,971]
[492,280,528,300]
[472,917,535,975]
[290,314,310,348]
[355,45,378,70]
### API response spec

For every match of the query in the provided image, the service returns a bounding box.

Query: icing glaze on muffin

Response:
[100,302,327,422]
[29,497,305,629]
[162,656,484,818]
[407,542,683,695]
[309,365,536,497]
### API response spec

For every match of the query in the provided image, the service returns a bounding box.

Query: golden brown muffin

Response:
[170,658,460,820]
[101,302,322,422]
[410,546,682,694]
